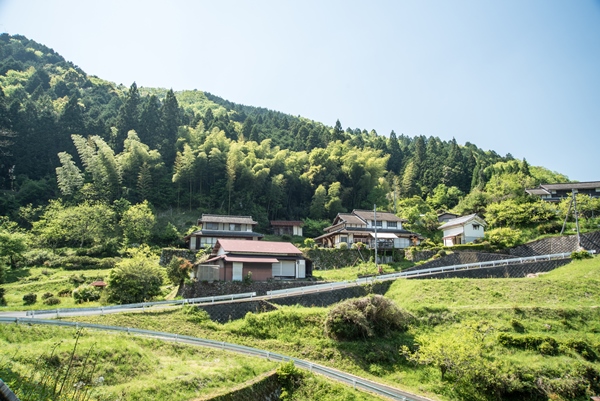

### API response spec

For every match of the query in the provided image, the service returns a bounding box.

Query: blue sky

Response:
[1,0,599,181]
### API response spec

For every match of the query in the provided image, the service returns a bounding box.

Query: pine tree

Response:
[387,130,403,174]
[115,82,141,152]
[159,89,180,167]
[138,94,161,149]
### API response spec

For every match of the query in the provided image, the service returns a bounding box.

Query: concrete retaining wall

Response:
[198,281,393,323]
[0,379,19,401]
[182,280,320,298]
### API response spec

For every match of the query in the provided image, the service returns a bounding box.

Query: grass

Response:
[62,257,600,400]
[0,266,114,311]
[3,253,600,400]
[314,260,415,282]
[0,324,277,401]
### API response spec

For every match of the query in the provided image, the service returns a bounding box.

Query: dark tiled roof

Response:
[352,209,406,223]
[270,220,304,226]
[439,213,486,230]
[334,213,365,225]
[540,181,600,191]
[189,230,263,238]
[199,214,257,225]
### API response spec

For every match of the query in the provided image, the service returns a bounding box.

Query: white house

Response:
[439,213,486,246]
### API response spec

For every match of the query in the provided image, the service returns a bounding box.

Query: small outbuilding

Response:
[439,213,487,247]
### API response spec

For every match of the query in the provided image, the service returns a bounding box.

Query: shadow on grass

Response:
[4,267,32,284]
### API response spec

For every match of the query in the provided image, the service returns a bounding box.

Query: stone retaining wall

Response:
[510,231,600,257]
[407,258,571,280]
[181,280,320,298]
[404,251,513,271]
[200,370,281,401]
[197,281,393,323]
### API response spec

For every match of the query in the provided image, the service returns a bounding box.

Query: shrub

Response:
[107,246,164,304]
[23,249,57,267]
[166,256,193,286]
[57,287,72,297]
[72,285,100,303]
[485,227,524,249]
[0,287,6,305]
[303,238,316,248]
[571,250,592,260]
[337,242,348,250]
[41,292,54,300]
[46,256,119,270]
[324,295,413,341]
[43,297,61,306]
[23,293,37,305]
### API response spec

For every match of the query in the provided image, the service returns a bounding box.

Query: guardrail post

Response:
[352,379,356,389]
[56,310,59,319]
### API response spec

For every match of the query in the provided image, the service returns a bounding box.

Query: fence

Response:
[25,292,256,317]
[0,317,431,401]
[266,252,581,296]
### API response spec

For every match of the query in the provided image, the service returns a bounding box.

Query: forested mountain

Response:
[0,34,572,233]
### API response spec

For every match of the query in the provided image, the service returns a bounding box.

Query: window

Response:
[340,236,348,243]
[200,237,217,247]
[387,221,397,228]
[371,220,382,227]
[472,224,480,230]
[205,222,219,230]
[229,223,241,231]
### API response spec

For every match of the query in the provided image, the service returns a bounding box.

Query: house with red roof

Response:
[191,239,310,282]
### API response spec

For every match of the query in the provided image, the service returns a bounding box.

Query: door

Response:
[296,260,306,279]
[232,262,243,281]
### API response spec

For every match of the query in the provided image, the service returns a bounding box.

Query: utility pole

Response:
[374,204,378,271]
[573,190,581,249]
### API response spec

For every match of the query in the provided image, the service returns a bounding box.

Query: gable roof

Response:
[351,209,406,223]
[540,181,600,191]
[438,213,486,230]
[215,239,302,255]
[199,214,257,225]
[333,213,365,225]
[270,220,304,226]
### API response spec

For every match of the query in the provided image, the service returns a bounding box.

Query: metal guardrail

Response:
[267,252,581,296]
[25,292,257,317]
[0,317,430,401]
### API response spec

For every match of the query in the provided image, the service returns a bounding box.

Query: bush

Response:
[324,295,413,341]
[337,242,348,250]
[0,287,6,305]
[43,296,61,306]
[41,292,54,300]
[57,287,72,297]
[485,227,524,249]
[46,256,119,270]
[23,293,37,305]
[303,238,316,248]
[571,250,593,260]
[166,256,193,286]
[107,246,164,304]
[72,285,100,303]
[23,249,57,267]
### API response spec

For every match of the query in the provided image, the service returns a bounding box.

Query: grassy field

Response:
[61,257,600,401]
[314,260,415,282]
[2,255,600,400]
[0,266,115,311]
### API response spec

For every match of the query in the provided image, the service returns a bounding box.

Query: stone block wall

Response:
[407,258,571,280]
[201,370,281,401]
[160,248,196,266]
[509,231,600,257]
[197,281,393,323]
[404,251,513,271]
[181,280,320,298]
